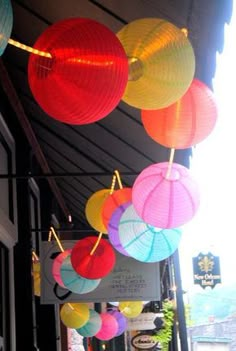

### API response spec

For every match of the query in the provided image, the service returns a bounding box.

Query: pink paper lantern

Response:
[95,312,118,340]
[52,249,71,288]
[132,162,200,228]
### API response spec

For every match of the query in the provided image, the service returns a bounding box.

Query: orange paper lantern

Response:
[102,187,132,229]
[141,79,217,149]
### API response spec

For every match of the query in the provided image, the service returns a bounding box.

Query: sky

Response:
[179,5,236,292]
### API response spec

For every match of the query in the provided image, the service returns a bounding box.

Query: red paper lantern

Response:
[132,162,200,228]
[70,237,116,279]
[141,79,217,149]
[28,18,128,125]
[102,187,132,229]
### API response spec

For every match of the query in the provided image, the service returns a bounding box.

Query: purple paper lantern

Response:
[109,310,128,336]
[108,202,131,256]
[132,162,200,228]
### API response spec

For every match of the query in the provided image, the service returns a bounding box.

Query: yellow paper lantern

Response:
[60,303,89,329]
[117,18,195,109]
[85,189,111,233]
[32,261,41,297]
[119,301,143,318]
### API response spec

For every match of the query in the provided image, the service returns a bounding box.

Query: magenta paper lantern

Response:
[52,249,71,288]
[95,312,118,340]
[109,310,128,336]
[108,202,131,256]
[132,162,200,228]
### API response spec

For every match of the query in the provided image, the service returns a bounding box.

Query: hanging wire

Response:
[48,227,65,252]
[32,250,39,262]
[165,148,175,179]
[109,174,117,194]
[90,231,103,255]
[8,38,52,57]
[114,169,123,189]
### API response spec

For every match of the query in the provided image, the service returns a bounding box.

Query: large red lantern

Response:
[70,237,116,279]
[141,79,217,149]
[28,18,128,125]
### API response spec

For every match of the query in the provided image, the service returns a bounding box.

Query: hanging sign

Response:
[131,333,160,350]
[40,240,161,304]
[127,312,163,331]
[192,252,221,289]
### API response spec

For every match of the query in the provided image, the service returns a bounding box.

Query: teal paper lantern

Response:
[118,205,182,262]
[0,0,13,56]
[60,255,101,294]
[76,309,102,337]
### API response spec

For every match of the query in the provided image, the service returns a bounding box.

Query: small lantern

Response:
[85,189,111,233]
[117,18,195,109]
[0,0,13,56]
[108,202,131,256]
[141,79,218,149]
[118,205,182,262]
[102,187,132,229]
[76,309,102,337]
[109,310,128,336]
[132,162,200,228]
[52,249,71,288]
[60,255,101,294]
[70,237,116,279]
[60,302,89,329]
[119,301,143,318]
[95,312,118,341]
[28,18,128,125]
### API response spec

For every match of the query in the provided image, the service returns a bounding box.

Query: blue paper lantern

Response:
[76,309,102,337]
[0,0,13,56]
[60,255,101,294]
[118,205,182,262]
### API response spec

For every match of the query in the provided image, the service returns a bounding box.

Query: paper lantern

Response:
[32,261,41,297]
[119,301,143,318]
[70,237,116,279]
[76,309,102,337]
[60,303,89,329]
[52,249,71,288]
[0,0,13,56]
[141,79,218,149]
[109,310,128,336]
[85,189,111,233]
[95,312,118,340]
[132,162,200,228]
[117,18,195,109]
[28,18,128,125]
[118,205,182,262]
[102,187,132,229]
[108,202,131,256]
[60,255,101,294]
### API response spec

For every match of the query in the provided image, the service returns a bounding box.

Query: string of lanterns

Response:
[3,0,218,342]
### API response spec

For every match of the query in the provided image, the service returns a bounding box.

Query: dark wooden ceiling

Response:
[1,0,233,229]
